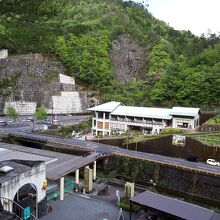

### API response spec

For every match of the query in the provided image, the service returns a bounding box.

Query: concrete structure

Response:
[4,101,37,115]
[88,102,200,136]
[0,49,8,59]
[84,166,93,193]
[0,53,93,115]
[49,91,82,114]
[60,177,64,201]
[124,182,134,202]
[6,132,220,177]
[0,142,100,207]
[0,160,47,218]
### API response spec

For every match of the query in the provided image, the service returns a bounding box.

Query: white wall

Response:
[0,162,46,211]
[59,74,75,85]
[4,101,37,115]
[0,49,8,59]
[48,91,82,114]
[172,117,195,129]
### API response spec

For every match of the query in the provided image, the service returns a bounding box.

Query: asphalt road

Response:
[5,130,220,176]
[40,193,137,220]
[0,115,88,132]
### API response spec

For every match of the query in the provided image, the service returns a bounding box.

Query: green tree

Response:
[35,106,47,120]
[6,106,18,120]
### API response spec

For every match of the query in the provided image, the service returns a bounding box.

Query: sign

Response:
[172,135,186,147]
[23,206,31,220]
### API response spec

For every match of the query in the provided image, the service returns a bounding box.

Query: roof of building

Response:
[170,107,200,117]
[111,106,172,120]
[0,160,40,184]
[87,102,200,119]
[130,191,218,220]
[87,101,122,112]
[0,143,98,180]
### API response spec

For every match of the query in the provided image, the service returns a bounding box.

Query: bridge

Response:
[4,130,220,177]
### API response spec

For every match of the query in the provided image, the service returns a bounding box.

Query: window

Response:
[98,112,103,119]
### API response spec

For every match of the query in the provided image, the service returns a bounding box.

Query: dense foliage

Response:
[0,0,220,107]
[205,115,220,125]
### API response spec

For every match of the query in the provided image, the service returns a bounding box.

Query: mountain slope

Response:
[0,0,219,108]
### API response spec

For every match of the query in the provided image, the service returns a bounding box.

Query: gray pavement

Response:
[40,193,138,220]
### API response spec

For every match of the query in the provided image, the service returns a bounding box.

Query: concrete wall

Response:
[48,91,83,114]
[0,53,97,115]
[0,49,8,59]
[4,101,37,115]
[0,162,46,211]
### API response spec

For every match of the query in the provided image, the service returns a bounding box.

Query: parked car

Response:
[8,120,14,123]
[186,154,198,162]
[53,118,59,125]
[26,118,34,122]
[75,132,82,138]
[0,121,7,126]
[206,159,220,166]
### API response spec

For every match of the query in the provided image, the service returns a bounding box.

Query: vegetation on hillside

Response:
[205,115,220,125]
[0,0,220,108]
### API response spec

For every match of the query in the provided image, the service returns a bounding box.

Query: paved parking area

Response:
[40,193,138,220]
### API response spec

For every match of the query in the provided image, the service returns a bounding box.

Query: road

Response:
[4,129,220,177]
[1,114,220,176]
[0,115,89,132]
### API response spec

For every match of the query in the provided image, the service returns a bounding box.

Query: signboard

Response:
[23,206,31,220]
[172,135,186,147]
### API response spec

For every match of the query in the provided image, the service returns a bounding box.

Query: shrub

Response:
[161,128,183,134]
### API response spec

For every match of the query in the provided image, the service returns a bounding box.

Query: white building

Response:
[0,160,47,218]
[88,102,200,136]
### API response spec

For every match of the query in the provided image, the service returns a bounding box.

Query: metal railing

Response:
[0,196,39,220]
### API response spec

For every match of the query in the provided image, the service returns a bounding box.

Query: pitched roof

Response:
[170,107,200,117]
[87,101,122,112]
[111,106,172,119]
[130,191,216,220]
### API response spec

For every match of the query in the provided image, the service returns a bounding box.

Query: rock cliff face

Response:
[110,34,149,82]
[0,53,97,115]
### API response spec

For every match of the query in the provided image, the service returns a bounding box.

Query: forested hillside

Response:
[0,0,219,108]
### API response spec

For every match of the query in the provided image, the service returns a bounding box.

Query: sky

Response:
[131,0,220,36]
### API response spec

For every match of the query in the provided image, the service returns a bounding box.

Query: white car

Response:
[75,132,82,138]
[206,159,220,166]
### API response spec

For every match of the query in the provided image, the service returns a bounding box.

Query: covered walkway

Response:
[130,191,220,220]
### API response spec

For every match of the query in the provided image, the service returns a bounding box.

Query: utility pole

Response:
[127,130,130,150]
[51,98,54,125]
